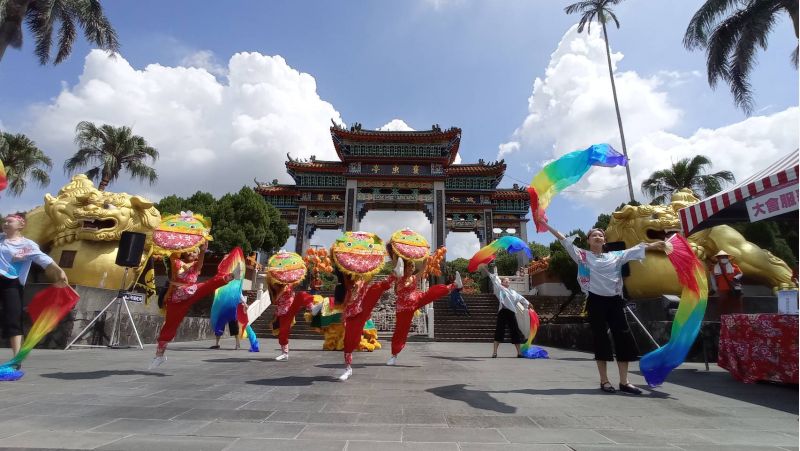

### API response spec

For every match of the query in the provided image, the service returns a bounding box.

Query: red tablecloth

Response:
[718,314,798,384]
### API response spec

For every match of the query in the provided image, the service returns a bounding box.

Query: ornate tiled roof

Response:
[492,186,529,200]
[330,123,462,165]
[285,158,345,174]
[254,184,300,196]
[445,160,506,177]
[330,124,461,142]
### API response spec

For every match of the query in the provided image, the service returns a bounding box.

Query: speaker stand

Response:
[65,267,145,350]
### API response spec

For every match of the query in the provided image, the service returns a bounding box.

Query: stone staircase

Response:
[249,293,332,341]
[433,293,502,342]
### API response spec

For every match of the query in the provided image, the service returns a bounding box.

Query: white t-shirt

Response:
[0,234,54,285]
[560,237,645,297]
[486,270,530,312]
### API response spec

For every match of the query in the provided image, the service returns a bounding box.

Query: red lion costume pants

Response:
[343,278,394,365]
[391,284,450,356]
[157,274,229,351]
[276,292,314,349]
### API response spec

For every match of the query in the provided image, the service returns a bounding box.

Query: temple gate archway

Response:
[256,124,530,261]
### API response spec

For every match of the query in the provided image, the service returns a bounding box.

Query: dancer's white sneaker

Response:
[338,367,353,381]
[275,353,289,361]
[149,355,167,369]
[386,356,397,366]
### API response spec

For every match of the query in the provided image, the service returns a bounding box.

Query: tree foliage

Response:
[0,132,52,196]
[641,155,734,204]
[156,187,289,255]
[528,242,550,259]
[0,0,119,64]
[65,121,159,191]
[733,220,799,269]
[684,0,799,114]
[494,249,519,276]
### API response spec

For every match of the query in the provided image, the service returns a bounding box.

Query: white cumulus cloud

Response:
[500,25,798,215]
[378,119,415,131]
[20,50,345,204]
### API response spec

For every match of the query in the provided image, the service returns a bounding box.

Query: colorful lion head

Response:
[152,211,213,256]
[389,228,430,263]
[267,250,307,285]
[331,231,386,278]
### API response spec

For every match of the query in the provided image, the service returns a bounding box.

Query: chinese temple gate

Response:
[255,123,530,259]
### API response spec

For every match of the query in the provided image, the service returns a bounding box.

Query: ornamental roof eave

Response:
[330,125,462,165]
[445,161,507,187]
[254,184,300,196]
[492,187,529,200]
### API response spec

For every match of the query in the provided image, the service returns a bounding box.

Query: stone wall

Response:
[0,283,217,350]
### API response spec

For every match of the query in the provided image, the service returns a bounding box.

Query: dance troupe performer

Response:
[0,214,68,362]
[267,250,314,361]
[150,212,234,369]
[541,220,667,394]
[478,263,532,358]
[331,231,395,381]
[386,228,452,366]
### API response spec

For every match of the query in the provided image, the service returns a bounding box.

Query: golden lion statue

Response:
[606,188,794,298]
[23,175,161,288]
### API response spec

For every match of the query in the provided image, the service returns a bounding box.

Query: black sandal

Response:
[600,381,616,393]
[209,345,220,349]
[492,353,497,358]
[618,383,642,395]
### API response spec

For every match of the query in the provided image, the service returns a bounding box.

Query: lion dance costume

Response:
[267,250,314,361]
[331,231,395,381]
[150,212,233,368]
[387,228,452,365]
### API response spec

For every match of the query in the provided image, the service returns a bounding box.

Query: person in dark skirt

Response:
[542,220,667,395]
[0,214,69,362]
[479,264,530,358]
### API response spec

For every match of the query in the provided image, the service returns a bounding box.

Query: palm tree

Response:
[0,132,52,196]
[641,155,735,204]
[65,121,159,191]
[0,0,119,64]
[565,0,636,203]
[684,0,799,115]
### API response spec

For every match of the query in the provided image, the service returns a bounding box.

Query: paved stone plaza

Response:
[0,339,796,450]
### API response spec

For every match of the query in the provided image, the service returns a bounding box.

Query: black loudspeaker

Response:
[604,241,631,278]
[116,231,147,267]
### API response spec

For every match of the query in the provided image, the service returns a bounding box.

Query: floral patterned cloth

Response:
[718,313,798,384]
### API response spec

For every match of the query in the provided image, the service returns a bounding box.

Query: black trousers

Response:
[587,292,639,362]
[0,276,25,339]
[494,308,522,344]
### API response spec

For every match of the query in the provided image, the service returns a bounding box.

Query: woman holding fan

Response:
[541,220,666,394]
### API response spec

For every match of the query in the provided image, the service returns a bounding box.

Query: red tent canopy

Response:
[679,150,799,235]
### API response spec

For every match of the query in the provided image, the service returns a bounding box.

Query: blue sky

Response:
[1,0,798,256]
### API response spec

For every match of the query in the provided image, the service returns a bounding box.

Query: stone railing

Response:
[370,286,428,335]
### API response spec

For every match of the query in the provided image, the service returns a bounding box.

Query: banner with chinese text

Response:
[746,184,799,222]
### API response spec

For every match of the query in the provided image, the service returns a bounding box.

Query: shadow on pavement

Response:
[314,363,420,369]
[246,375,337,386]
[426,384,516,414]
[496,387,672,399]
[632,367,799,413]
[40,370,169,380]
[203,358,273,363]
[423,355,485,362]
